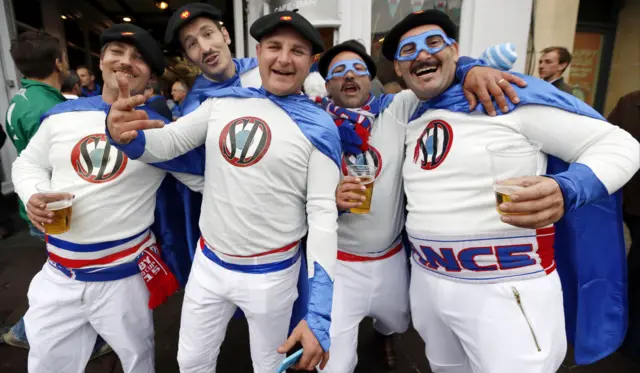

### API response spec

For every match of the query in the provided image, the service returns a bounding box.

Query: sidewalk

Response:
[1,206,639,372]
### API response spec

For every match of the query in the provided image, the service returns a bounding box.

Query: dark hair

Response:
[76,65,94,75]
[10,31,62,79]
[146,77,164,95]
[541,46,572,70]
[61,70,80,92]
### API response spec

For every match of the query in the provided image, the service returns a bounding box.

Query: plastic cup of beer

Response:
[346,164,377,214]
[486,139,542,215]
[35,182,73,234]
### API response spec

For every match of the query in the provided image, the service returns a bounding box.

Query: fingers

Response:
[497,75,521,106]
[26,209,48,231]
[112,94,149,112]
[499,192,562,215]
[277,331,298,354]
[475,85,496,116]
[463,89,478,111]
[486,78,508,113]
[318,351,330,370]
[502,71,528,88]
[500,207,563,229]
[116,120,165,144]
[115,71,131,100]
[508,178,560,202]
[119,130,139,144]
[294,347,322,371]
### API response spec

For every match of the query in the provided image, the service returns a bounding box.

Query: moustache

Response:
[340,77,361,92]
[410,59,440,74]
[201,50,219,64]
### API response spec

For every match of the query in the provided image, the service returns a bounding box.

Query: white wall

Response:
[458,0,534,73]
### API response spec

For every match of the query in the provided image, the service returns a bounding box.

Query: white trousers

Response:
[25,263,154,373]
[410,263,567,373]
[177,247,301,373]
[321,248,410,373]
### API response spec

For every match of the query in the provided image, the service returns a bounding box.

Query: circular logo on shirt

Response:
[70,134,128,183]
[413,119,454,170]
[219,116,272,167]
[341,145,382,178]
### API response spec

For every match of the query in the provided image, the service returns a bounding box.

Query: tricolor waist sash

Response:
[199,237,301,274]
[46,229,179,308]
[408,227,556,283]
[46,230,153,281]
[338,236,403,262]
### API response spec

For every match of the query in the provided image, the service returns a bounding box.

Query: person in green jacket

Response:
[4,31,67,232]
[0,30,111,360]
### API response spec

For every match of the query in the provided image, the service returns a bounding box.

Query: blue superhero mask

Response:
[395,29,456,61]
[326,59,370,80]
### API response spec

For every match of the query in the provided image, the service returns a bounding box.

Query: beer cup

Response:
[35,182,74,234]
[346,164,377,214]
[486,139,542,215]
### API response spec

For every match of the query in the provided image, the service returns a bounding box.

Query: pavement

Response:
[1,194,639,372]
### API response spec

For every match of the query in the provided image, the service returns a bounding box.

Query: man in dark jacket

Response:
[609,90,640,361]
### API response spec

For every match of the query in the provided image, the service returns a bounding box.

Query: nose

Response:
[344,70,356,79]
[276,49,292,66]
[416,49,433,61]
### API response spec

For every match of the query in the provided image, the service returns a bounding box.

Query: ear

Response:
[393,60,402,77]
[452,42,460,63]
[55,58,63,72]
[256,43,261,56]
[99,58,104,73]
[222,27,231,46]
[559,62,569,72]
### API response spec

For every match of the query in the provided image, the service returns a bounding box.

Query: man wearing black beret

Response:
[164,3,262,116]
[382,9,640,373]
[106,11,337,373]
[12,23,204,373]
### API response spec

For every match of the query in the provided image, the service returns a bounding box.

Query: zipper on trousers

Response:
[511,286,542,352]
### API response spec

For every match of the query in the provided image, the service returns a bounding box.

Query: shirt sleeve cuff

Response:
[305,262,333,352]
[544,163,609,212]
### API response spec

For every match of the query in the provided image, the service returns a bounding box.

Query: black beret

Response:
[250,11,325,55]
[100,24,165,76]
[318,40,377,80]
[381,9,458,61]
[165,3,223,45]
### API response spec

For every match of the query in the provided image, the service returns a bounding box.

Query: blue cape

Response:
[412,73,627,365]
[199,86,341,350]
[181,58,259,115]
[43,96,195,286]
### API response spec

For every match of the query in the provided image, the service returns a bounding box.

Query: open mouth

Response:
[203,54,220,66]
[115,70,136,80]
[341,81,360,94]
[272,69,295,77]
[411,60,440,78]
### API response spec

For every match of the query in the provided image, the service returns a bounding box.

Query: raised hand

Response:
[106,72,165,144]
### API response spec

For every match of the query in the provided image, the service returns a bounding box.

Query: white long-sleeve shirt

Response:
[133,96,340,279]
[404,105,640,282]
[12,110,203,268]
[337,91,420,255]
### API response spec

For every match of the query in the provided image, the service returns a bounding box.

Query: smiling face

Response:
[256,26,313,96]
[99,41,151,96]
[178,17,235,81]
[325,51,371,108]
[393,24,458,101]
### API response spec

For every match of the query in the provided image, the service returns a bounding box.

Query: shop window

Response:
[370,0,463,91]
